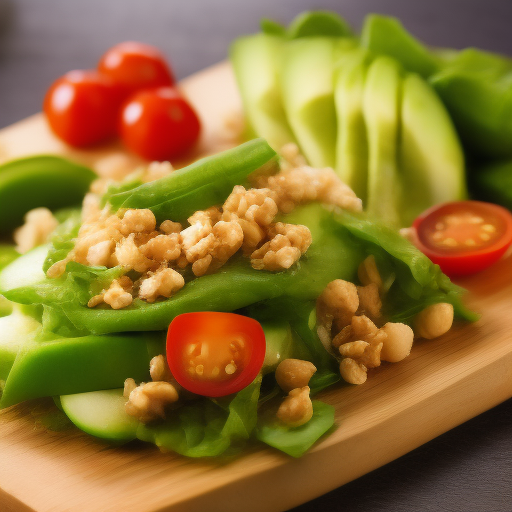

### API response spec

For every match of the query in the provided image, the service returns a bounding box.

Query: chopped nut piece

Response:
[149,355,174,382]
[120,209,157,235]
[357,283,382,321]
[317,279,359,331]
[103,279,133,309]
[339,358,367,385]
[414,303,454,339]
[123,378,137,398]
[115,234,153,273]
[338,340,369,359]
[14,207,59,254]
[275,359,317,393]
[86,240,114,266]
[276,386,314,427]
[125,381,179,423]
[160,219,182,234]
[358,255,383,289]
[140,233,181,262]
[138,267,185,302]
[144,161,173,182]
[380,322,414,362]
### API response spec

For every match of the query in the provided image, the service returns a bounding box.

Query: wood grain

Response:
[0,62,511,512]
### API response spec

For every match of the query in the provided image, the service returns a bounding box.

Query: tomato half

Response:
[119,87,201,161]
[43,70,124,147]
[166,312,266,397]
[98,41,175,96]
[412,201,512,277]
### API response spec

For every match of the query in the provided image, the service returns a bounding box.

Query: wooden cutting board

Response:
[0,62,511,512]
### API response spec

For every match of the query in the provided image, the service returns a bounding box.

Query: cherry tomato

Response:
[98,41,174,96]
[166,312,266,397]
[412,201,512,277]
[43,70,123,147]
[119,87,201,161]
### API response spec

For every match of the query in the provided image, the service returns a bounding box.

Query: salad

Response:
[0,139,476,458]
[1,9,511,461]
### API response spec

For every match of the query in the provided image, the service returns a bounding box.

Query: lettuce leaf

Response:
[136,377,261,457]
[256,400,335,457]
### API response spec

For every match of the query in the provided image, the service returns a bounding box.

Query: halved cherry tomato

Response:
[119,87,201,161]
[412,201,512,277]
[43,70,123,147]
[98,41,175,97]
[166,312,266,397]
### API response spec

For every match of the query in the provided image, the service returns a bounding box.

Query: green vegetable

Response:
[230,35,297,151]
[256,400,335,457]
[470,160,512,210]
[0,331,164,408]
[361,14,440,78]
[287,10,353,39]
[0,245,19,271]
[334,48,370,201]
[0,308,40,384]
[0,244,49,293]
[0,155,96,234]
[398,72,467,225]
[136,378,261,457]
[60,389,139,443]
[363,56,402,227]
[280,37,356,168]
[107,139,278,222]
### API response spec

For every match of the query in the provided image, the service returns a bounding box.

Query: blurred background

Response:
[0,1,511,511]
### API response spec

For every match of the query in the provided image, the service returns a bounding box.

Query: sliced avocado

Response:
[60,389,139,442]
[0,155,96,235]
[0,308,40,383]
[0,243,49,293]
[334,48,371,202]
[361,14,440,78]
[398,73,467,226]
[363,56,402,227]
[287,11,353,39]
[280,37,356,168]
[230,34,296,151]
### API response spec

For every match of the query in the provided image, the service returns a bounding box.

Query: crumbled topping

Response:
[275,359,317,393]
[138,267,185,303]
[276,386,314,427]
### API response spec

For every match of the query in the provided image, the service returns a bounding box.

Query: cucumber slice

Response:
[230,34,296,151]
[0,244,49,293]
[60,389,139,442]
[398,73,466,226]
[0,308,40,382]
[363,57,402,227]
[334,49,371,202]
[280,37,356,168]
[262,321,294,372]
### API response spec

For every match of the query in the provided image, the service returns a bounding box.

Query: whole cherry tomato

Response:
[119,87,201,161]
[43,70,123,147]
[166,312,266,397]
[98,41,175,96]
[411,200,512,277]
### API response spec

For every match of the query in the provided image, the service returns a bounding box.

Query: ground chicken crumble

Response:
[41,144,362,310]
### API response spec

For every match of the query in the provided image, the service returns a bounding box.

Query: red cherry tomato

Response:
[119,87,201,161]
[166,312,266,397]
[98,41,174,96]
[43,70,123,147]
[412,201,512,277]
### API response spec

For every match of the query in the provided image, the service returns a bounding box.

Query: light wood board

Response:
[0,62,511,512]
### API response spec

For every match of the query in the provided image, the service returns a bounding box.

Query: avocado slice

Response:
[361,14,440,78]
[280,37,356,168]
[60,389,139,443]
[363,56,402,227]
[230,34,296,151]
[398,73,467,226]
[334,48,371,202]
